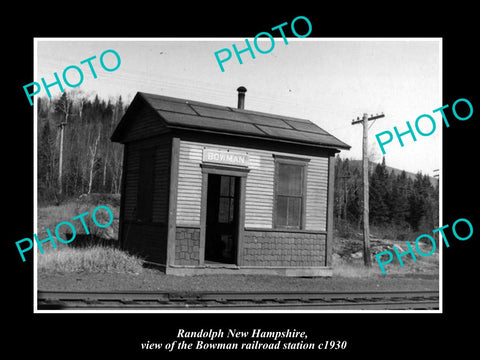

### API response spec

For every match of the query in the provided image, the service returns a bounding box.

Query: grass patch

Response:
[332,255,382,278]
[36,196,138,274]
[37,196,120,251]
[332,251,439,278]
[37,245,144,274]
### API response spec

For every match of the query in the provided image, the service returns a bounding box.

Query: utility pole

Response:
[352,112,385,266]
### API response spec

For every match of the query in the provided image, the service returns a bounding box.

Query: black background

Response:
[6,5,478,358]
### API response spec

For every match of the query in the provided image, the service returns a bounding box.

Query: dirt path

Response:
[37,269,438,293]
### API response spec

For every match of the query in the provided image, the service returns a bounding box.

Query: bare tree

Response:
[87,125,102,194]
[70,89,92,123]
[109,143,123,193]
[54,92,72,195]
[107,96,125,193]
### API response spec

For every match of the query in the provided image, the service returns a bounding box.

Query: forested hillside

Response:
[334,156,439,239]
[37,91,126,204]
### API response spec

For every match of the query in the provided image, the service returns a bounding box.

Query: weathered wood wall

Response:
[120,135,171,264]
[176,140,328,231]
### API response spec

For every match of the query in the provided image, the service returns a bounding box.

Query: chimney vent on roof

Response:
[237,86,247,109]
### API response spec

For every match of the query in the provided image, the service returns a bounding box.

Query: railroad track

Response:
[37,290,439,310]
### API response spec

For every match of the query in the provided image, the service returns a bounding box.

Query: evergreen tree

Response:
[389,170,409,226]
[418,173,437,232]
[54,92,72,123]
[347,166,361,225]
[334,156,343,221]
[407,172,427,231]
[331,156,438,238]
[369,157,389,225]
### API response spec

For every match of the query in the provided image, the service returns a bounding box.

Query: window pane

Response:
[218,197,231,223]
[287,197,301,227]
[277,163,303,196]
[220,176,236,197]
[220,176,230,196]
[229,198,235,223]
[230,177,236,197]
[275,160,306,229]
[276,196,288,226]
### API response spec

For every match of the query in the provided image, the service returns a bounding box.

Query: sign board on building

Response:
[202,148,249,167]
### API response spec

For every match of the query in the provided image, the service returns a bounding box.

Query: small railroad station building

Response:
[111,87,350,276]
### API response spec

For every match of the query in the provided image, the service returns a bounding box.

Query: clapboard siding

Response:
[244,153,274,228]
[306,157,328,231]
[176,140,329,230]
[177,142,203,225]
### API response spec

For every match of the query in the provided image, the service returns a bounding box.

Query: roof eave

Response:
[168,125,350,151]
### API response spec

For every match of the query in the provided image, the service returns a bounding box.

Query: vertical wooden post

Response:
[352,112,384,267]
[166,137,180,267]
[236,176,247,267]
[326,154,335,267]
[117,145,128,250]
[199,169,208,266]
[343,176,348,222]
[362,113,372,266]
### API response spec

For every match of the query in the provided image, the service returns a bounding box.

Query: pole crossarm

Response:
[351,113,385,125]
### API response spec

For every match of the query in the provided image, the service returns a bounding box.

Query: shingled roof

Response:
[111,91,350,150]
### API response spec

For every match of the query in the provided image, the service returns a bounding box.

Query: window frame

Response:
[273,155,309,230]
[199,163,250,266]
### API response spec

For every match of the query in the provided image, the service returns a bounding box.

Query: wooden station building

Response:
[111,87,350,276]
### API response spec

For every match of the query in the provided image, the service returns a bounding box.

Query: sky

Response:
[35,38,441,175]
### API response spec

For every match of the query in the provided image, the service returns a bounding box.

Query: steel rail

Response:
[37,290,439,310]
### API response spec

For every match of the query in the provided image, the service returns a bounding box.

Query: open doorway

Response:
[205,174,240,264]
